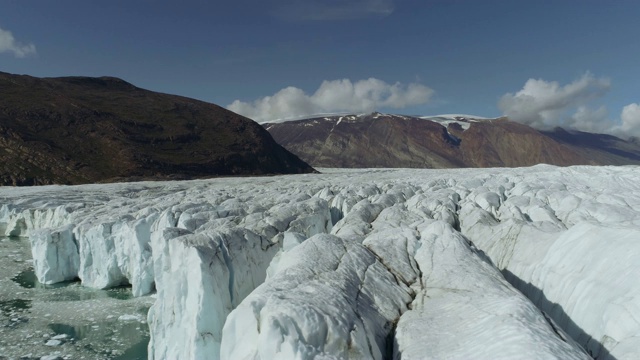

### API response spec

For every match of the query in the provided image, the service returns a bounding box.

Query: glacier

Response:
[1,165,639,359]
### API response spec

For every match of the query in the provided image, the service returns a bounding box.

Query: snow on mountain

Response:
[263,112,356,124]
[419,114,493,131]
[263,111,492,137]
[265,112,638,169]
[2,165,640,359]
[265,112,490,126]
[423,113,491,120]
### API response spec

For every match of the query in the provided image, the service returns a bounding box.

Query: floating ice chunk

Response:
[118,314,143,322]
[45,339,62,346]
[40,355,64,360]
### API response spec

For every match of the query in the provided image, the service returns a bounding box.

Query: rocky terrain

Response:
[0,72,313,186]
[2,165,640,359]
[264,113,640,168]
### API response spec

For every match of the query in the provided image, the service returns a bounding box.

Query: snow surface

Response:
[2,165,640,359]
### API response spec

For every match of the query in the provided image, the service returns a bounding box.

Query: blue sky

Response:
[2,1,640,135]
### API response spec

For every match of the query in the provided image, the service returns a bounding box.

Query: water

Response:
[11,268,78,289]
[0,236,154,359]
[48,310,150,359]
[11,269,135,302]
[106,285,136,300]
[0,298,32,313]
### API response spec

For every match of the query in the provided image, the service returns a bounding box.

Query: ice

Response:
[147,228,282,359]
[459,166,640,359]
[220,233,413,360]
[1,204,77,237]
[392,221,588,360]
[40,355,64,360]
[118,314,144,322]
[30,225,79,284]
[2,165,640,359]
[0,233,154,359]
[45,339,63,346]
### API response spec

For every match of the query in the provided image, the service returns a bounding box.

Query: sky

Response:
[2,0,640,137]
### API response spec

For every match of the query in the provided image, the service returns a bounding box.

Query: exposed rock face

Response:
[264,113,640,168]
[0,72,313,185]
[542,127,640,165]
[265,113,467,168]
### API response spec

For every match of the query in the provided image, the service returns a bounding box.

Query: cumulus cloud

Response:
[0,26,36,58]
[228,78,434,123]
[499,73,640,138]
[614,103,640,137]
[498,73,611,130]
[567,105,612,134]
[273,0,394,21]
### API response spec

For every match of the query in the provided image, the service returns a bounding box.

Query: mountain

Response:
[264,112,640,168]
[0,72,314,186]
[541,126,640,165]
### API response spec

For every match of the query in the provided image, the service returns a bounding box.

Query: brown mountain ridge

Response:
[0,72,314,186]
[264,113,640,168]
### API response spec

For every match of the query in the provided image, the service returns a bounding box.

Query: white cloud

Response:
[0,26,36,58]
[498,73,611,129]
[228,78,434,123]
[567,105,612,134]
[613,103,640,137]
[499,73,640,139]
[273,0,394,21]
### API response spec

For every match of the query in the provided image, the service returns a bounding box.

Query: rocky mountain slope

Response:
[0,72,313,186]
[264,113,640,168]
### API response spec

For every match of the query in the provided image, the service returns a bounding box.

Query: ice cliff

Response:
[1,165,639,359]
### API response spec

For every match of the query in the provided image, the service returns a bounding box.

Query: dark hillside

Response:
[0,72,314,185]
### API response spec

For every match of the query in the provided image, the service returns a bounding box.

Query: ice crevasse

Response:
[1,165,639,359]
